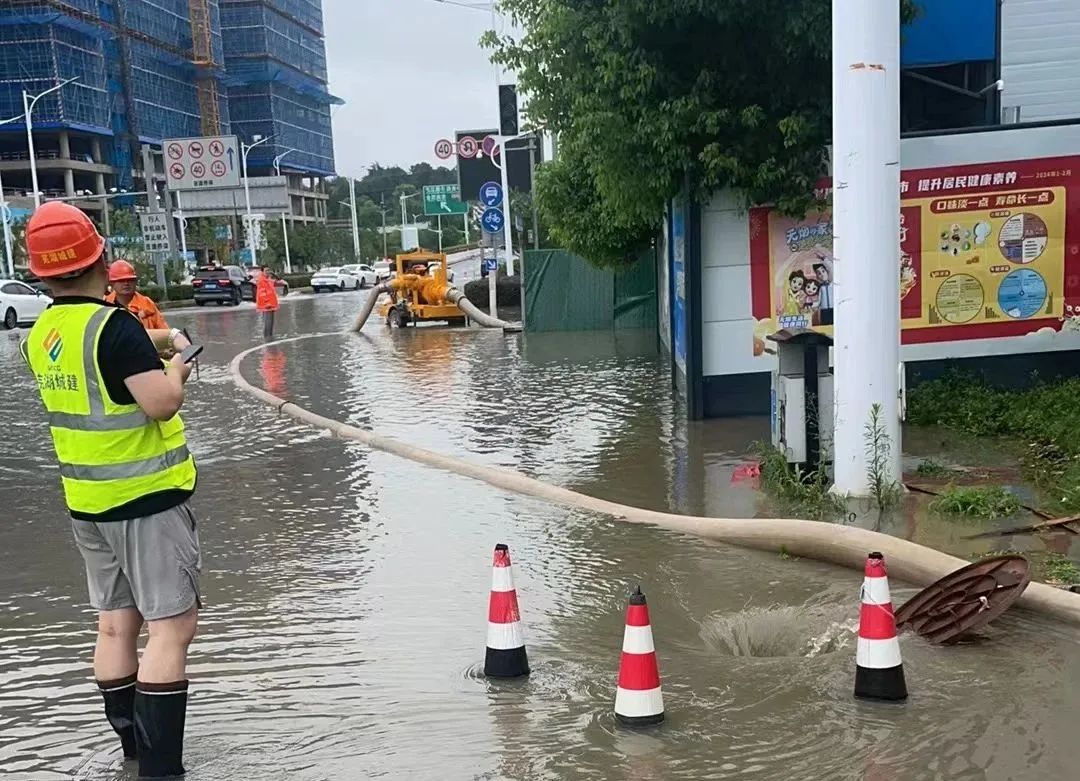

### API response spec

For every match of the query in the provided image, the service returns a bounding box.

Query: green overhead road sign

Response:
[422,184,469,216]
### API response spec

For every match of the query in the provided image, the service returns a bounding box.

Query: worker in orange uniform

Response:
[105,260,170,331]
[255,266,279,338]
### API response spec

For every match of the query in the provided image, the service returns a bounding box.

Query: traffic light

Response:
[498,84,519,137]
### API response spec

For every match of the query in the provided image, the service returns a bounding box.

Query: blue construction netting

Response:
[230,82,334,174]
[220,2,327,83]
[0,20,110,133]
[0,0,324,177]
[128,39,202,141]
[221,0,323,35]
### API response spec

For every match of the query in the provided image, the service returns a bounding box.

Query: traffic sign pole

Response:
[497,137,515,276]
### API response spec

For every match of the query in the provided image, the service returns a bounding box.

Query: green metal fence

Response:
[523,248,657,332]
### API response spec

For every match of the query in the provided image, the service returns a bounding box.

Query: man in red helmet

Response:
[105,259,170,331]
[20,202,199,778]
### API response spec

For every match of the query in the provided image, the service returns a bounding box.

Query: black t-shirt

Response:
[50,297,194,522]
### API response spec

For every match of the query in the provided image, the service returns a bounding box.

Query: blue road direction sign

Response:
[484,258,498,272]
[481,207,505,234]
[479,181,503,208]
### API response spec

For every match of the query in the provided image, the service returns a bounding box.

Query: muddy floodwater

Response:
[2,291,1079,780]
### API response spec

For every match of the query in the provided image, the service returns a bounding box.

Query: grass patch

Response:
[753,442,847,520]
[909,372,1080,512]
[929,485,1020,520]
[1040,553,1080,585]
[915,458,953,477]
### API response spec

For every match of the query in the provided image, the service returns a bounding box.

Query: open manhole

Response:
[894,555,1031,644]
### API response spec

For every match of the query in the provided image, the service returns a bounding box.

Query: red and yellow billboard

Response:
[749,156,1080,349]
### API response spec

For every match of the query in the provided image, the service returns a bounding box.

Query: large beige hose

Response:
[229,335,1080,627]
[351,283,392,332]
[445,289,516,329]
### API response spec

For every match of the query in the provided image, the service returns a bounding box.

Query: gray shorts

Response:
[71,502,202,621]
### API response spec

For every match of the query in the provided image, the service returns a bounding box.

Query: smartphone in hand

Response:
[179,344,203,364]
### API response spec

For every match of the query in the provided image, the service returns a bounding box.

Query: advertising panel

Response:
[749,155,1080,357]
[671,196,689,375]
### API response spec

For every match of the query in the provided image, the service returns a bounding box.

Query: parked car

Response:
[373,261,393,281]
[20,276,51,295]
[192,265,248,306]
[342,264,378,289]
[311,266,360,293]
[240,270,290,301]
[0,279,52,329]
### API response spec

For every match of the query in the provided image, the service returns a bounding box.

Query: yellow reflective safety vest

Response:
[25,302,196,517]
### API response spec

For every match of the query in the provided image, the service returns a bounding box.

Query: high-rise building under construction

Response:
[0,0,338,220]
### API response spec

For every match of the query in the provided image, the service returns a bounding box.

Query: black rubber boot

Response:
[134,681,188,778]
[97,673,138,759]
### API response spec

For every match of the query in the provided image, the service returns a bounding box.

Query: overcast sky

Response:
[323,0,507,178]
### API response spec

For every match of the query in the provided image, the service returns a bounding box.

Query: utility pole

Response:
[349,177,360,261]
[528,133,540,250]
[380,194,388,258]
[830,0,902,496]
[497,139,514,276]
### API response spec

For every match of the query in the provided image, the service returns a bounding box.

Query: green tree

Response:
[487,0,916,266]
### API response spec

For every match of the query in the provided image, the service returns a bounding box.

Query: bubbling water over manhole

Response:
[701,604,857,658]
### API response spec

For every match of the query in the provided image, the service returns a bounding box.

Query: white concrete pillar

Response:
[64,168,75,197]
[95,172,106,194]
[91,136,102,163]
[830,0,902,496]
[59,131,71,159]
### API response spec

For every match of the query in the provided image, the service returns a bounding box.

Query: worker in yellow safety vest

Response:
[21,201,199,778]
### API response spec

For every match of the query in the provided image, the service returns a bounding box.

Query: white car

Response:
[373,261,393,281]
[311,266,361,293]
[342,264,378,289]
[1,279,52,329]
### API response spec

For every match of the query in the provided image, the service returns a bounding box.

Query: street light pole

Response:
[241,134,272,267]
[0,111,24,276]
[0,181,13,278]
[349,177,360,261]
[24,78,78,209]
[273,147,299,273]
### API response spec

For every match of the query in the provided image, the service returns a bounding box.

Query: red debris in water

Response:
[731,462,761,483]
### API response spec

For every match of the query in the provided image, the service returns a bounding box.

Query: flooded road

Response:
[3,291,1080,780]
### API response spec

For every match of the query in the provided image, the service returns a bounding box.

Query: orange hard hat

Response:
[26,202,105,278]
[108,259,137,282]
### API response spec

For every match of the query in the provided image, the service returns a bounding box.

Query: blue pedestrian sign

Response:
[484,258,498,272]
[481,207,505,234]
[479,181,503,208]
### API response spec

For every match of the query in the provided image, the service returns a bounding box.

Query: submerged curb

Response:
[228,332,1080,628]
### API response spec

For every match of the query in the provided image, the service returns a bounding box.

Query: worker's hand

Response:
[169,353,194,384]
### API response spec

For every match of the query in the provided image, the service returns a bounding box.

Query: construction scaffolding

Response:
[220,0,337,176]
[0,0,233,188]
[0,6,110,132]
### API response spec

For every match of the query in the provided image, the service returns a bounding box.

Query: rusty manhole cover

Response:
[894,555,1031,644]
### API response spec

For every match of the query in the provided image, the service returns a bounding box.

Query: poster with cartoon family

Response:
[772,219,836,330]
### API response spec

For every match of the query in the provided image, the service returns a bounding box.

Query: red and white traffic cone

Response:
[484,544,530,678]
[855,551,908,701]
[614,586,664,726]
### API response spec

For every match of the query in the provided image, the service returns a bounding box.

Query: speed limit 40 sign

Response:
[434,138,454,160]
